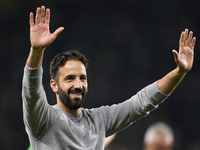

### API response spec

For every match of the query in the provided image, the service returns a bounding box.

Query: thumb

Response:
[172,49,178,61]
[52,27,64,39]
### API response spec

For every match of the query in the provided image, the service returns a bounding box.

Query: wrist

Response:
[27,47,45,68]
[175,67,187,76]
[30,46,46,54]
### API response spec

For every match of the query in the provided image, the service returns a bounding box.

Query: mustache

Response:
[68,88,85,95]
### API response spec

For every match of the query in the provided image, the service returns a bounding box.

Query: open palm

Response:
[30,6,64,50]
[172,29,196,73]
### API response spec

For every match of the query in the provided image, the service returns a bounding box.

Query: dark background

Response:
[0,0,200,149]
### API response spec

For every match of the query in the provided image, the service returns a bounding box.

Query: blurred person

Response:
[22,5,196,150]
[143,122,174,150]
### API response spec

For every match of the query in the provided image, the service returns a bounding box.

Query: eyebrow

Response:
[64,75,75,79]
[63,74,87,80]
[80,75,87,79]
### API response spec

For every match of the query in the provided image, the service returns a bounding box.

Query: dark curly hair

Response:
[50,50,89,82]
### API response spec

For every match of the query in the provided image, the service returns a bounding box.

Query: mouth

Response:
[70,93,82,102]
[71,92,82,96]
[69,88,84,94]
[69,88,84,100]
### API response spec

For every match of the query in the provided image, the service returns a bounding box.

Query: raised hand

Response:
[27,6,64,68]
[30,6,64,50]
[172,29,196,73]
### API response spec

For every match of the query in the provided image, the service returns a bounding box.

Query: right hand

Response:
[29,6,64,51]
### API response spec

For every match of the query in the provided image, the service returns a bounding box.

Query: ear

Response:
[50,79,58,93]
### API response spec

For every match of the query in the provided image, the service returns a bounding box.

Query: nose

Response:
[74,79,82,89]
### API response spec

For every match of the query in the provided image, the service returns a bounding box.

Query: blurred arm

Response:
[104,134,117,149]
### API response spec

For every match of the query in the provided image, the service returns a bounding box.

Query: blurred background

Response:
[0,0,200,149]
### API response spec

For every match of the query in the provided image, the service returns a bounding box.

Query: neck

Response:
[57,99,81,116]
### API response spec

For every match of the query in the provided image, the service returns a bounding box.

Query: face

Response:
[56,60,88,109]
[145,135,172,150]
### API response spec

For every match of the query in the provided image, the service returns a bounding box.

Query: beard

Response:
[57,86,86,109]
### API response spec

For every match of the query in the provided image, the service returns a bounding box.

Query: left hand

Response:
[172,28,196,73]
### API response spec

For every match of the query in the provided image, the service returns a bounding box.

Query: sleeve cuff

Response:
[24,63,43,78]
[148,81,169,105]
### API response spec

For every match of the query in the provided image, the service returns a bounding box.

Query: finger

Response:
[179,31,184,48]
[187,31,193,45]
[183,28,188,46]
[52,27,64,39]
[45,8,50,25]
[35,7,41,24]
[29,12,34,28]
[40,6,45,23]
[190,37,196,50]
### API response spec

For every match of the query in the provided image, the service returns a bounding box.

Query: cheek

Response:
[60,83,73,91]
[83,83,88,91]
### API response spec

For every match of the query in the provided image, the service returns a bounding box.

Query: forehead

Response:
[58,60,86,76]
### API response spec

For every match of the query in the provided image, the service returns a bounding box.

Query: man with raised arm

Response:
[22,6,196,150]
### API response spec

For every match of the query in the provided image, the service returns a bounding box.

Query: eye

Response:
[80,75,87,82]
[64,75,75,82]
